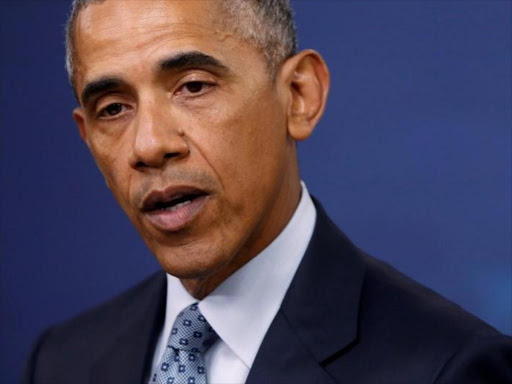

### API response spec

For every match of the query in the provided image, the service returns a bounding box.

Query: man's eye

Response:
[181,81,211,94]
[99,103,124,118]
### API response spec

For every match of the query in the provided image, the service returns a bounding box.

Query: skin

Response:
[72,0,330,299]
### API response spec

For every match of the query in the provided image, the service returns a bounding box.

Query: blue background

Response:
[1,1,510,382]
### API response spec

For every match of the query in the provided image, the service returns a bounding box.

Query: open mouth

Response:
[151,193,205,212]
[143,187,208,212]
[142,187,210,231]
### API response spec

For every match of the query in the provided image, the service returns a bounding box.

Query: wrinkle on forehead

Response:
[78,22,229,58]
[79,0,220,30]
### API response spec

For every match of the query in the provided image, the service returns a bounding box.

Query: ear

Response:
[73,107,90,148]
[279,49,330,141]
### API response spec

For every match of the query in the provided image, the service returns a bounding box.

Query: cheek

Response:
[89,133,133,204]
[188,90,288,201]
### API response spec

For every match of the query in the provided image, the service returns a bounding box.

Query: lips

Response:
[142,186,210,231]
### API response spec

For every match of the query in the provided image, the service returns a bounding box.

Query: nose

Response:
[129,101,189,170]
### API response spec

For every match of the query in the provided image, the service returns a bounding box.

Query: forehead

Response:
[77,0,222,39]
[73,0,250,89]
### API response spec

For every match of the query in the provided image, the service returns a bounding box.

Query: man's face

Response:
[72,0,302,285]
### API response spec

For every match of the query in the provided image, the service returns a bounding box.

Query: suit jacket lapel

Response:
[248,201,366,383]
[90,272,167,384]
[246,311,335,384]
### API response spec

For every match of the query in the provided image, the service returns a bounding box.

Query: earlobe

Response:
[73,107,90,147]
[282,50,330,141]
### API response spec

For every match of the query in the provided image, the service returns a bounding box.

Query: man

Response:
[22,0,512,383]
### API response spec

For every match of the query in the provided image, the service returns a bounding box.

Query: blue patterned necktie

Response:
[150,303,217,384]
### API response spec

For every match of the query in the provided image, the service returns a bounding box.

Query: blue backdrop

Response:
[1,1,510,382]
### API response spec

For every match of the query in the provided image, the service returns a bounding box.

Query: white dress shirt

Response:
[150,182,317,383]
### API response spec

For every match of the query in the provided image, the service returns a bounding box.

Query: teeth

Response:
[165,199,192,212]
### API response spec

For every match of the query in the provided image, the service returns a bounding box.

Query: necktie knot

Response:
[168,303,217,353]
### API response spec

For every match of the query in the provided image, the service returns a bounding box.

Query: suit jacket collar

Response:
[90,272,167,384]
[247,200,366,383]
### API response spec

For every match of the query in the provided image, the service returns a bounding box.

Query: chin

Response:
[153,242,232,280]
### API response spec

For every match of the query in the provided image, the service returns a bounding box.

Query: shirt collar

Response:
[164,182,317,368]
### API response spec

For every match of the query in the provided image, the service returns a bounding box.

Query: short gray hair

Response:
[65,0,298,90]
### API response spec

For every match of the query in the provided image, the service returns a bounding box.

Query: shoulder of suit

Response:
[359,250,501,338]
[356,250,509,365]
[40,271,165,349]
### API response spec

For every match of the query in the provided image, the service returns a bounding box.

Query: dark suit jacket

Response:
[22,203,512,383]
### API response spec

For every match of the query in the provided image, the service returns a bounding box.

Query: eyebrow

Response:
[81,77,123,107]
[157,51,229,74]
